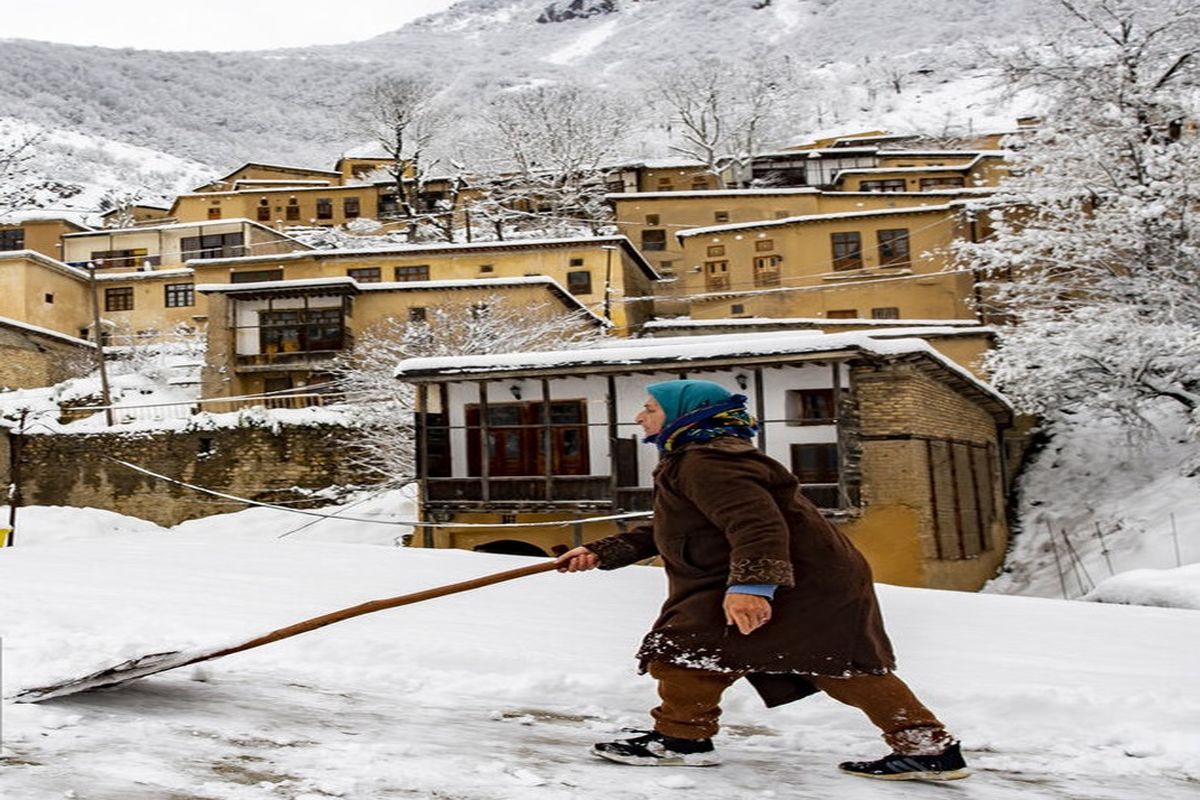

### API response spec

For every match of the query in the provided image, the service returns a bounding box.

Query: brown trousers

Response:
[648,661,954,755]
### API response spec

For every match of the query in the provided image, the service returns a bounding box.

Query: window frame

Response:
[830,231,863,271]
[394,265,430,282]
[104,286,134,312]
[164,283,195,308]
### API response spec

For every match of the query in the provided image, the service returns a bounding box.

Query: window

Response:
[790,443,841,508]
[316,198,333,220]
[919,176,965,190]
[753,255,782,287]
[831,232,863,270]
[656,177,673,190]
[641,229,667,251]
[755,239,775,252]
[394,265,430,282]
[207,206,222,219]
[44,293,54,304]
[257,199,271,222]
[0,228,24,250]
[691,175,710,189]
[286,199,300,221]
[260,307,344,353]
[569,257,584,267]
[181,232,245,260]
[465,400,589,477]
[105,287,134,312]
[480,264,494,273]
[713,210,730,223]
[343,197,361,219]
[704,260,729,291]
[860,179,907,192]
[408,307,427,322]
[707,245,725,257]
[566,270,593,295]
[786,389,835,425]
[871,307,900,319]
[645,214,660,226]
[877,229,910,266]
[826,309,858,319]
[230,269,283,283]
[348,267,381,283]
[731,303,745,315]
[164,283,194,308]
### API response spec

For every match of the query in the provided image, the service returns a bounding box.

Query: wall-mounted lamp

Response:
[735,373,749,391]
[509,385,522,400]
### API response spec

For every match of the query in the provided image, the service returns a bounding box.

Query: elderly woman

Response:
[557,379,968,781]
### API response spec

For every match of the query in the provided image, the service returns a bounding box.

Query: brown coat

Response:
[587,437,896,707]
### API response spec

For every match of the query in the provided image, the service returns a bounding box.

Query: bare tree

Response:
[346,75,457,242]
[470,84,632,238]
[334,295,607,483]
[653,57,797,187]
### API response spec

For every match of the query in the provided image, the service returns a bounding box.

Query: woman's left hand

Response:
[724,593,772,635]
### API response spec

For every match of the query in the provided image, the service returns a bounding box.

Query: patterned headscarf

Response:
[643,380,758,452]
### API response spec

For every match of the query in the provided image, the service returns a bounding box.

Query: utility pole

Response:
[601,244,618,324]
[86,261,116,426]
[5,409,28,547]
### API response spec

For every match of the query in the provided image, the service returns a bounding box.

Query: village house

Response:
[0,251,92,339]
[199,275,608,400]
[186,236,659,335]
[394,329,1015,591]
[0,217,90,260]
[671,203,979,323]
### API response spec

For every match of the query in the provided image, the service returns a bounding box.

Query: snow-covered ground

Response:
[988,406,1200,605]
[1,503,1197,799]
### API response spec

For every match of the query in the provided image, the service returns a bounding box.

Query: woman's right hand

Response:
[556,546,600,572]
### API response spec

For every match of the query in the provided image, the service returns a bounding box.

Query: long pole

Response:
[86,263,116,426]
[602,245,616,323]
[5,409,27,547]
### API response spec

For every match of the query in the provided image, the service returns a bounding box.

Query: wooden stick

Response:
[204,560,561,662]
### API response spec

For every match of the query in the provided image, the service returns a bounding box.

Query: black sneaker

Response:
[592,730,721,767]
[838,741,970,781]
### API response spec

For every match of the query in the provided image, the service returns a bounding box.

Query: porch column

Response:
[477,381,490,503]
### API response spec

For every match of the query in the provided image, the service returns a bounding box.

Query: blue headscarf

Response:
[644,379,758,452]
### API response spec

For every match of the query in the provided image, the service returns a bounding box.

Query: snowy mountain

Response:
[0,0,1053,209]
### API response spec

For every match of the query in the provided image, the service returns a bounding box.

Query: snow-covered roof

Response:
[62,217,304,239]
[0,250,91,281]
[197,275,609,326]
[606,188,820,201]
[0,315,95,347]
[677,204,955,239]
[98,204,171,215]
[394,328,1011,417]
[603,157,709,170]
[0,213,92,230]
[93,268,194,283]
[642,316,988,330]
[187,235,661,281]
[230,179,333,187]
[212,162,342,180]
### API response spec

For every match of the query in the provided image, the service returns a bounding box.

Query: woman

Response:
[557,379,968,780]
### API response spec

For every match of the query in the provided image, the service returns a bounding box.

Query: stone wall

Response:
[13,424,378,527]
[0,325,94,390]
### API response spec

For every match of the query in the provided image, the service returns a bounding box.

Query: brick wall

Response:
[13,424,379,527]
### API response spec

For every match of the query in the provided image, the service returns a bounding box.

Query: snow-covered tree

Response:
[0,126,82,216]
[334,296,607,483]
[652,57,797,187]
[346,75,459,242]
[958,0,1200,430]
[469,84,631,238]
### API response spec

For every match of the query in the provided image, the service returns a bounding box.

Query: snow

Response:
[0,314,96,347]
[678,203,955,238]
[1085,565,1200,611]
[543,17,620,65]
[642,316,985,330]
[1,501,1197,798]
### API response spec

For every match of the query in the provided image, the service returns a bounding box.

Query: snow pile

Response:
[1,504,1197,798]
[987,405,1200,601]
[1085,564,1200,611]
